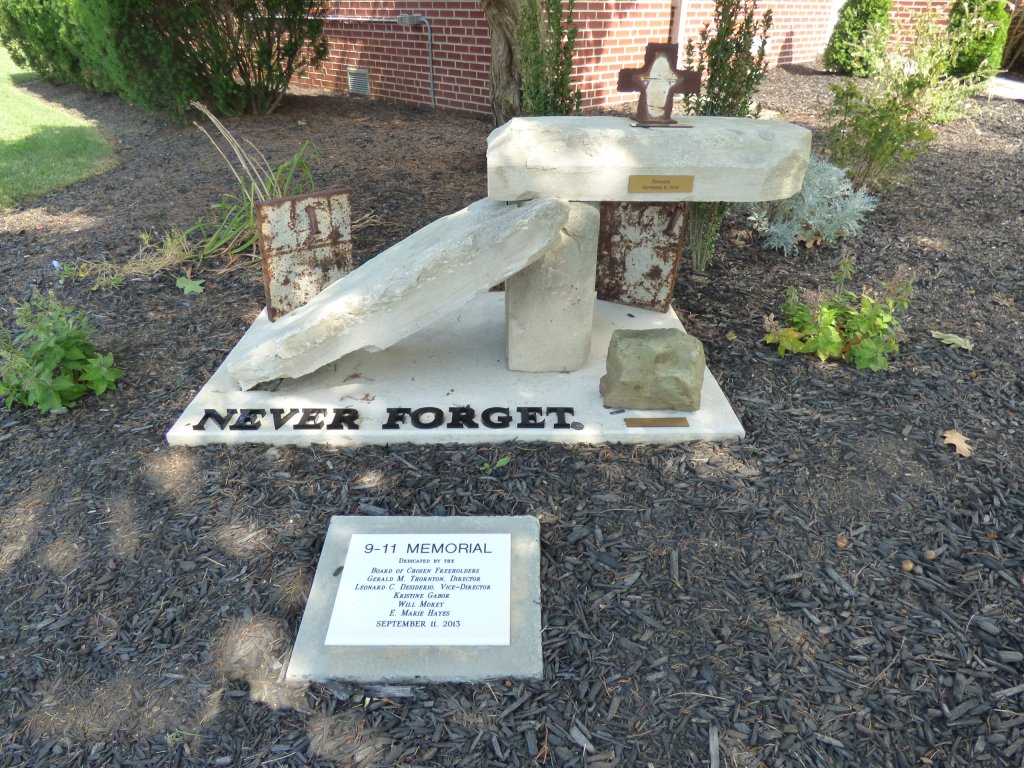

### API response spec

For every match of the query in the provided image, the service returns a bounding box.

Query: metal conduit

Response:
[320,14,436,109]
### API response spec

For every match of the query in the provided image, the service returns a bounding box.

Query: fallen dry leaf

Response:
[930,330,974,351]
[942,429,973,458]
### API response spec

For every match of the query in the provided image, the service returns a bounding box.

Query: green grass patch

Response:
[0,46,115,209]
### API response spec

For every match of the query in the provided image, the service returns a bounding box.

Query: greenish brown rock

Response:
[599,328,705,411]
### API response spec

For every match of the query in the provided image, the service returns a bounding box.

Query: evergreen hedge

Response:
[0,0,82,85]
[822,0,892,76]
[0,0,326,115]
[947,0,1011,76]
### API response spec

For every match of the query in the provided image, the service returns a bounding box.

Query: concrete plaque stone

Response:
[286,516,541,685]
[167,294,746,446]
[325,533,511,646]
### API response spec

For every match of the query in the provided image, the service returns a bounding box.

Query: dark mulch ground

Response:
[1,67,1023,767]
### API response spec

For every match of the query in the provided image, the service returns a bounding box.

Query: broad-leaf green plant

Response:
[0,291,123,412]
[482,455,512,473]
[516,0,582,115]
[764,260,911,371]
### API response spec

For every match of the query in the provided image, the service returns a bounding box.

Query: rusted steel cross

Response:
[617,43,700,126]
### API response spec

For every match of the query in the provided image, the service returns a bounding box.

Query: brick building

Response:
[293,0,952,116]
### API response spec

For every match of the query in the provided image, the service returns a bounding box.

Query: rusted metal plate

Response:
[256,187,353,321]
[616,42,700,126]
[596,202,687,312]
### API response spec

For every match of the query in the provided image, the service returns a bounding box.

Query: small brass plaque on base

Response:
[625,417,690,428]
[628,175,695,194]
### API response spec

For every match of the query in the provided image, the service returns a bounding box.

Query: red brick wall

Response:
[892,0,952,43]
[573,1,675,111]
[674,0,838,69]
[293,0,954,116]
[293,2,493,115]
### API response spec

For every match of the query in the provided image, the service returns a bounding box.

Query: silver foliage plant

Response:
[749,154,876,256]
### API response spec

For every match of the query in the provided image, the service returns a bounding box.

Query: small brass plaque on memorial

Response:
[625,417,690,428]
[628,175,694,194]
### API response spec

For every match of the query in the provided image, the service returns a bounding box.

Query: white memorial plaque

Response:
[325,533,511,646]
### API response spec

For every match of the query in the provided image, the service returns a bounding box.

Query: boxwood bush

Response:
[822,0,892,76]
[947,0,1011,76]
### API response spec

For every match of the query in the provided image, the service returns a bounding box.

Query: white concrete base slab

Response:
[286,516,541,685]
[166,293,745,446]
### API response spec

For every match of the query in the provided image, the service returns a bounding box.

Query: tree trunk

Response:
[481,0,525,125]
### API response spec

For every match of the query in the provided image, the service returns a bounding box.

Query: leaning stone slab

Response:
[506,202,599,372]
[600,328,705,410]
[487,115,811,203]
[228,198,573,390]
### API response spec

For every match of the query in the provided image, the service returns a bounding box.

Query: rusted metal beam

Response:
[256,187,354,321]
[596,202,688,312]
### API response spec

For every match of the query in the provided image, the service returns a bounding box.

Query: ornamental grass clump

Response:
[0,291,123,412]
[749,154,876,256]
[189,102,319,261]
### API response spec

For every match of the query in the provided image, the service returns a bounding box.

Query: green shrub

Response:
[1005,5,1024,72]
[764,260,911,371]
[516,0,582,115]
[0,291,123,412]
[825,77,934,191]
[1,0,327,116]
[683,0,772,118]
[198,0,329,115]
[825,14,993,189]
[681,0,772,272]
[947,0,1011,76]
[0,0,82,84]
[822,0,892,76]
[73,0,197,111]
[749,155,876,256]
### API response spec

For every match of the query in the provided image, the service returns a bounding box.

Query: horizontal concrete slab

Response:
[487,115,811,203]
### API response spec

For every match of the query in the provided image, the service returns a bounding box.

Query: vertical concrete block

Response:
[505,202,600,372]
